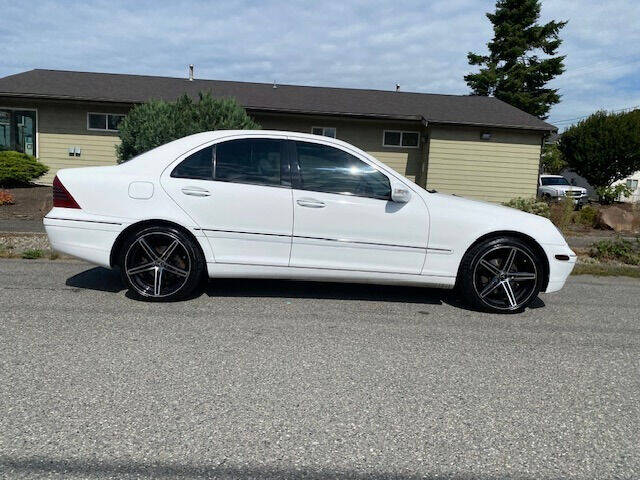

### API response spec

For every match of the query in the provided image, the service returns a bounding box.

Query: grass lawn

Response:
[572,262,640,278]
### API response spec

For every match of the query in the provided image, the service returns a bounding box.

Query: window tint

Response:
[295,142,391,200]
[215,139,283,186]
[171,146,213,180]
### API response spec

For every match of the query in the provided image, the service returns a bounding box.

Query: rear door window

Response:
[215,139,284,187]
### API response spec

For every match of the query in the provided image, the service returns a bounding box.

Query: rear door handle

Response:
[181,186,210,197]
[297,198,326,208]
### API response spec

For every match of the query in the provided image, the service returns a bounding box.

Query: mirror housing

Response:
[391,186,411,203]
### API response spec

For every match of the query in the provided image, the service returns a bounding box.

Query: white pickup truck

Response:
[538,175,588,206]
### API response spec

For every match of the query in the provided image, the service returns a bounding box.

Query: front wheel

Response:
[458,237,544,313]
[118,226,205,301]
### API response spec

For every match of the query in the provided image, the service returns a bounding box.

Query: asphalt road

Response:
[0,219,45,234]
[1,259,639,480]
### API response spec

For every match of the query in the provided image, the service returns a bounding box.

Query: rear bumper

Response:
[541,244,577,293]
[44,210,125,267]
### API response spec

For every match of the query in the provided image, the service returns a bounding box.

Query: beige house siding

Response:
[38,133,121,184]
[1,97,125,184]
[425,126,543,203]
[255,113,425,184]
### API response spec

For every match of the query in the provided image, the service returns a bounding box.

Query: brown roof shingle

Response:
[0,69,556,132]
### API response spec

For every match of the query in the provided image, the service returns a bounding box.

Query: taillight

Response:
[52,175,81,209]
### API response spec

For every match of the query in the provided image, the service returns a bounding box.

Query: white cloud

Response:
[0,0,638,127]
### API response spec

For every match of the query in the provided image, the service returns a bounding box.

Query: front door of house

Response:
[0,109,36,156]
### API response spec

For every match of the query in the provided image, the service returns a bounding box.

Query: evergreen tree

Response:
[465,0,566,119]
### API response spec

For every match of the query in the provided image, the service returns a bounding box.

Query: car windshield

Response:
[541,177,570,186]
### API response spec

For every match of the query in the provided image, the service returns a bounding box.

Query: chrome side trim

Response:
[44,217,122,226]
[200,228,428,251]
[426,247,453,253]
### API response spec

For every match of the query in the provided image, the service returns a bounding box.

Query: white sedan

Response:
[44,131,576,312]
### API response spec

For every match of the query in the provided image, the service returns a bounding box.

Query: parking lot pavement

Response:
[1,259,639,480]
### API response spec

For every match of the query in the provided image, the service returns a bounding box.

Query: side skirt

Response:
[206,262,456,289]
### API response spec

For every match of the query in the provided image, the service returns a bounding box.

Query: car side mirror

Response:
[391,186,411,203]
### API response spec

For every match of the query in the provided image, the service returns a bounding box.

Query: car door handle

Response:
[297,198,326,208]
[181,186,210,197]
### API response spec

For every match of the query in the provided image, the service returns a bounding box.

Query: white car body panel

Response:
[44,130,576,296]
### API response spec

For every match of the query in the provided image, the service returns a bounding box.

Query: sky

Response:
[1,0,639,129]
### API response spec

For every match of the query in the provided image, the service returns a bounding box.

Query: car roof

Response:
[540,174,564,178]
[120,130,386,177]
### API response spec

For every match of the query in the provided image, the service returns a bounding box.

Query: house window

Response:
[0,108,36,156]
[627,179,639,191]
[87,113,125,132]
[311,126,336,138]
[383,130,419,148]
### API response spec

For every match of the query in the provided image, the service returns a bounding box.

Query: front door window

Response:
[0,109,36,156]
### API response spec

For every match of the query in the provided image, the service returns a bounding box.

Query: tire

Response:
[458,236,544,313]
[118,225,205,301]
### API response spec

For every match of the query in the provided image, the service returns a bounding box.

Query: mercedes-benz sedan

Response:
[44,131,576,312]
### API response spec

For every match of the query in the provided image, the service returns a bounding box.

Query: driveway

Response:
[1,259,639,479]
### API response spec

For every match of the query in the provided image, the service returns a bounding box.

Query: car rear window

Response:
[171,146,213,180]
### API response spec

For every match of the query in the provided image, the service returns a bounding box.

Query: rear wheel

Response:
[458,236,543,313]
[119,226,204,301]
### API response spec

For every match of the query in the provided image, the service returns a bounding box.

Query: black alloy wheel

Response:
[119,226,204,301]
[459,236,543,313]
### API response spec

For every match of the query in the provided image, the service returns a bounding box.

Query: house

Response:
[614,172,640,203]
[0,69,556,203]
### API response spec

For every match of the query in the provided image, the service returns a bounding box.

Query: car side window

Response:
[171,146,213,180]
[294,141,391,200]
[215,139,283,187]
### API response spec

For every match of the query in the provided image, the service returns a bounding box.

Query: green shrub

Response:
[595,184,633,205]
[502,197,550,218]
[574,205,599,228]
[0,151,49,187]
[21,248,44,259]
[116,92,260,162]
[590,237,640,265]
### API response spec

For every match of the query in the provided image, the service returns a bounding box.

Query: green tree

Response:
[540,143,567,174]
[116,92,260,162]
[557,109,640,190]
[465,0,567,119]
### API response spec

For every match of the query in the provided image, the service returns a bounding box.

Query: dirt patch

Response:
[0,185,52,220]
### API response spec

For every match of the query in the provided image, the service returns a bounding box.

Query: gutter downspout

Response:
[420,117,429,188]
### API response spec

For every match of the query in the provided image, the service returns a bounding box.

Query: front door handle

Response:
[297,198,326,208]
[181,186,210,197]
